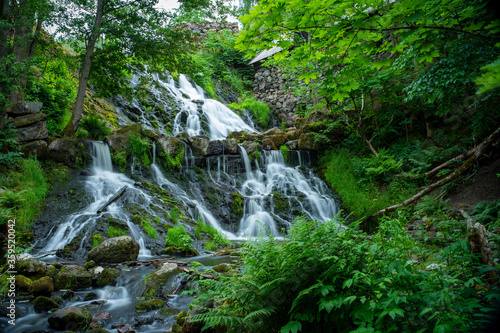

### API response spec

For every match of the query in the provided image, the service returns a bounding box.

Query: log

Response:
[121,257,189,267]
[364,126,500,227]
[97,186,127,214]
[179,266,218,279]
[425,146,479,178]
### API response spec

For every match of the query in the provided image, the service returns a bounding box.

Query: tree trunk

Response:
[0,0,10,129]
[63,0,105,137]
[28,19,43,58]
[362,126,500,230]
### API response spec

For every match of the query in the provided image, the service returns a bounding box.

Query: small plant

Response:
[415,195,449,217]
[91,234,102,248]
[79,114,112,140]
[141,219,158,239]
[129,133,151,166]
[165,225,193,251]
[108,225,127,238]
[280,145,289,162]
[162,144,184,171]
[0,122,22,166]
[196,219,230,251]
[169,207,180,224]
[471,200,500,227]
[229,95,271,129]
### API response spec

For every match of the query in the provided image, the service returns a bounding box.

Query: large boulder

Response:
[207,140,224,156]
[6,101,43,116]
[221,138,239,154]
[262,137,277,150]
[158,135,182,156]
[262,127,282,136]
[144,263,180,297]
[48,306,92,331]
[54,265,93,290]
[285,140,299,150]
[33,296,59,312]
[87,236,140,263]
[15,121,48,142]
[46,139,91,168]
[187,135,210,156]
[21,140,47,158]
[298,133,320,151]
[15,258,47,280]
[241,141,262,155]
[96,268,121,287]
[15,275,33,294]
[104,133,130,153]
[29,276,54,296]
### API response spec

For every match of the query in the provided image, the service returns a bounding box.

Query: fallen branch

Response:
[179,266,218,279]
[210,248,241,257]
[97,186,127,214]
[364,126,500,225]
[121,257,189,267]
[425,146,480,178]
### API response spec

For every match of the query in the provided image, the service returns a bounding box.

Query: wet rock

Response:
[154,307,182,319]
[33,296,59,312]
[21,139,47,157]
[221,138,239,154]
[15,275,33,294]
[212,263,233,273]
[62,290,74,300]
[29,276,54,297]
[54,265,93,290]
[144,262,180,297]
[241,141,262,155]
[285,140,299,150]
[263,127,282,136]
[207,140,224,155]
[46,139,91,168]
[45,264,57,278]
[15,121,48,142]
[6,101,43,116]
[117,323,136,333]
[15,258,47,279]
[96,268,121,287]
[84,260,96,269]
[50,295,64,306]
[188,135,210,156]
[104,133,130,152]
[172,323,182,333]
[88,328,109,333]
[48,306,93,331]
[87,236,140,263]
[298,133,320,151]
[268,133,288,147]
[135,298,165,312]
[262,137,277,150]
[158,135,182,156]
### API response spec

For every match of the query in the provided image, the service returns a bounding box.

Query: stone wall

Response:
[253,66,303,127]
[7,102,49,157]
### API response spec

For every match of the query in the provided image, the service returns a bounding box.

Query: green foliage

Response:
[231,192,244,216]
[190,216,500,332]
[91,234,102,248]
[129,133,151,166]
[415,195,449,217]
[112,151,128,172]
[229,95,271,129]
[279,145,289,163]
[363,150,403,183]
[162,144,184,171]
[165,225,193,251]
[79,114,112,140]
[169,207,180,224]
[141,219,158,240]
[320,149,416,219]
[0,122,22,166]
[471,200,500,228]
[107,225,127,238]
[196,219,230,251]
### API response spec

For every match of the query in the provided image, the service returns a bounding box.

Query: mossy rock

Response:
[84,291,99,301]
[15,275,33,294]
[172,323,182,333]
[135,298,165,312]
[96,268,120,287]
[143,263,180,298]
[160,246,199,257]
[50,295,64,306]
[87,236,140,263]
[177,310,188,326]
[29,276,54,297]
[54,265,93,290]
[84,261,96,269]
[88,329,109,333]
[132,214,143,224]
[33,296,60,312]
[273,191,289,213]
[45,265,57,278]
[231,192,244,221]
[48,306,93,330]
[15,259,47,280]
[212,263,232,273]
[62,290,74,300]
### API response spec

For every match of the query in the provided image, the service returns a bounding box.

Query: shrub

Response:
[196,220,230,251]
[79,114,112,140]
[107,225,127,238]
[229,95,271,129]
[129,133,151,166]
[165,225,193,251]
[141,219,158,240]
[0,122,22,166]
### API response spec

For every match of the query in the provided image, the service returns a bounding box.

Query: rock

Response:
[29,276,54,296]
[207,140,224,156]
[6,101,43,116]
[262,137,277,150]
[33,296,60,312]
[46,139,91,168]
[87,236,140,263]
[135,299,165,312]
[285,140,299,150]
[241,141,262,155]
[15,121,48,142]
[48,306,93,331]
[54,265,93,290]
[285,129,302,141]
[144,262,180,297]
[21,140,47,157]
[212,263,232,273]
[84,260,96,269]
[84,291,99,301]
[11,113,47,127]
[172,323,182,333]
[244,133,264,142]
[298,133,320,151]
[117,323,136,333]
[50,295,64,306]
[104,133,130,152]
[96,268,121,287]
[15,275,33,293]
[15,258,47,279]
[187,135,210,156]
[62,290,74,300]
[263,127,282,136]
[158,135,182,156]
[221,138,239,154]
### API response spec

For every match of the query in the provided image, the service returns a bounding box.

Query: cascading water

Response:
[40,141,153,258]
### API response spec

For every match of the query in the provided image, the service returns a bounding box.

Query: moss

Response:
[83,261,95,269]
[107,225,127,238]
[273,191,289,213]
[61,290,74,300]
[135,298,165,312]
[91,234,102,249]
[205,194,218,205]
[177,310,188,326]
[50,295,64,305]
[231,192,244,220]
[84,291,99,301]
[112,151,128,172]
[33,296,59,312]
[96,268,120,287]
[142,182,177,204]
[29,276,54,296]
[15,275,33,293]
[172,323,182,333]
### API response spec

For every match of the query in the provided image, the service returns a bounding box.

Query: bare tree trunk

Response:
[28,19,43,58]
[362,126,500,228]
[63,0,105,137]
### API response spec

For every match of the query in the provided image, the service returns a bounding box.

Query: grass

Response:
[229,95,271,128]
[107,225,127,238]
[196,219,230,251]
[141,219,158,239]
[165,225,193,251]
[320,149,416,219]
[0,157,49,231]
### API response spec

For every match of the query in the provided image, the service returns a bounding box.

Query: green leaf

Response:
[280,320,302,333]
[343,279,354,289]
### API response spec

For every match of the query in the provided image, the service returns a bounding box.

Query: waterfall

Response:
[41,141,152,258]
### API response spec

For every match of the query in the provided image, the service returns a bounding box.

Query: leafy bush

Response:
[165,225,193,251]
[189,216,500,332]
[196,220,230,251]
[79,114,112,140]
[141,219,158,239]
[0,122,22,166]
[229,95,271,129]
[363,149,403,183]
[415,195,449,217]
[107,225,127,238]
[129,133,151,166]
[279,145,289,162]
[471,200,500,228]
[91,234,102,248]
